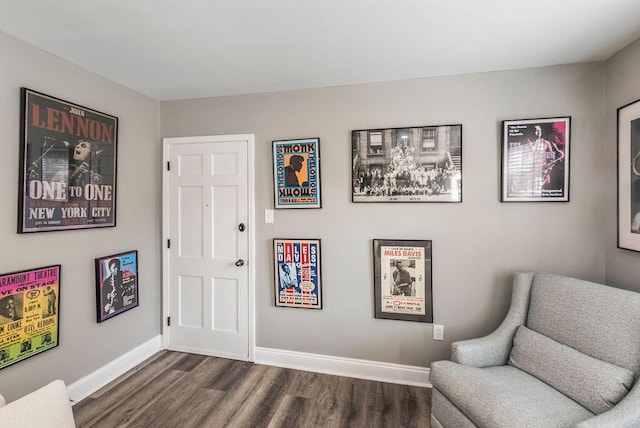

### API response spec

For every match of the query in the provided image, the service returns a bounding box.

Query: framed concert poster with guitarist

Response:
[95,250,139,323]
[18,88,118,233]
[501,117,571,202]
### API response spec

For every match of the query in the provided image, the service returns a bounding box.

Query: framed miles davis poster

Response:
[273,239,322,309]
[372,239,432,323]
[18,88,118,233]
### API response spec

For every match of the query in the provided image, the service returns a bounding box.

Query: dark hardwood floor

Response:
[72,350,431,428]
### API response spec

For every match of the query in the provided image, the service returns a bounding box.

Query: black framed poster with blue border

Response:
[272,138,321,209]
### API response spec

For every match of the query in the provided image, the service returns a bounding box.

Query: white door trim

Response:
[162,134,256,362]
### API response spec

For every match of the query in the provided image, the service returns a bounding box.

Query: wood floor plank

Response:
[73,351,432,428]
[206,358,253,392]
[195,364,279,426]
[123,357,235,428]
[219,365,293,427]
[81,369,186,428]
[87,351,181,399]
[267,394,318,428]
[137,386,226,428]
[73,351,185,425]
[169,352,208,372]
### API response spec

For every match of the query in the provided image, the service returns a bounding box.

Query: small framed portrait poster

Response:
[272,138,321,209]
[372,239,433,323]
[95,250,139,322]
[273,239,322,309]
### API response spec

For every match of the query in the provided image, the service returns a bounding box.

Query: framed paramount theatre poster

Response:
[501,117,571,202]
[352,125,462,202]
[272,138,321,209]
[372,239,432,323]
[0,265,60,371]
[95,250,139,322]
[18,88,118,233]
[273,239,322,309]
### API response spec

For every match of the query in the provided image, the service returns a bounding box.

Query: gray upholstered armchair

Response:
[430,272,640,428]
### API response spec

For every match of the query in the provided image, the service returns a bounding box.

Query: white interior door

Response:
[164,134,252,360]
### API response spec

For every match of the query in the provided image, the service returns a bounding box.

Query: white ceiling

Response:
[1,0,640,101]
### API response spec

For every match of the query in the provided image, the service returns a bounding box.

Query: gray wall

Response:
[605,38,640,292]
[0,32,161,401]
[3,25,631,401]
[161,62,606,367]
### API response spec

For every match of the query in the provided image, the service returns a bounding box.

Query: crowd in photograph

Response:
[354,163,458,197]
[354,142,459,197]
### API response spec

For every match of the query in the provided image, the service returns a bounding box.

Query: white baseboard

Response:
[67,339,429,404]
[254,347,431,388]
[67,335,163,404]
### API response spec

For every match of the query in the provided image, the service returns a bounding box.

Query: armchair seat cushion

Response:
[430,361,593,427]
[509,326,635,414]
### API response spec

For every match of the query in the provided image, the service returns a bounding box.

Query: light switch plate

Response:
[433,324,444,341]
[265,209,274,224]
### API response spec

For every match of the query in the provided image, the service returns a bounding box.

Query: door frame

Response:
[161,134,256,362]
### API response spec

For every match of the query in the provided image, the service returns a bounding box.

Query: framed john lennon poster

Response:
[272,138,321,209]
[18,88,118,233]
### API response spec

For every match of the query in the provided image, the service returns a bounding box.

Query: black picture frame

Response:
[501,116,571,202]
[95,250,139,322]
[372,239,433,322]
[352,125,462,202]
[617,98,640,252]
[18,88,118,233]
[0,265,61,371]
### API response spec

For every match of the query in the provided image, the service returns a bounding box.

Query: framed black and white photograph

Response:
[95,250,139,322]
[18,88,118,233]
[501,117,570,202]
[372,239,433,323]
[352,125,462,202]
[618,99,640,251]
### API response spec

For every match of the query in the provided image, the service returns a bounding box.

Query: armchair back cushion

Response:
[509,325,635,414]
[526,273,640,374]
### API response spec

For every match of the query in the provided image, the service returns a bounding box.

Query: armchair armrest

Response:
[452,272,533,367]
[576,380,640,428]
[0,380,75,427]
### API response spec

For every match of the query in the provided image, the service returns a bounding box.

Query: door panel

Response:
[178,186,204,258]
[166,137,249,360]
